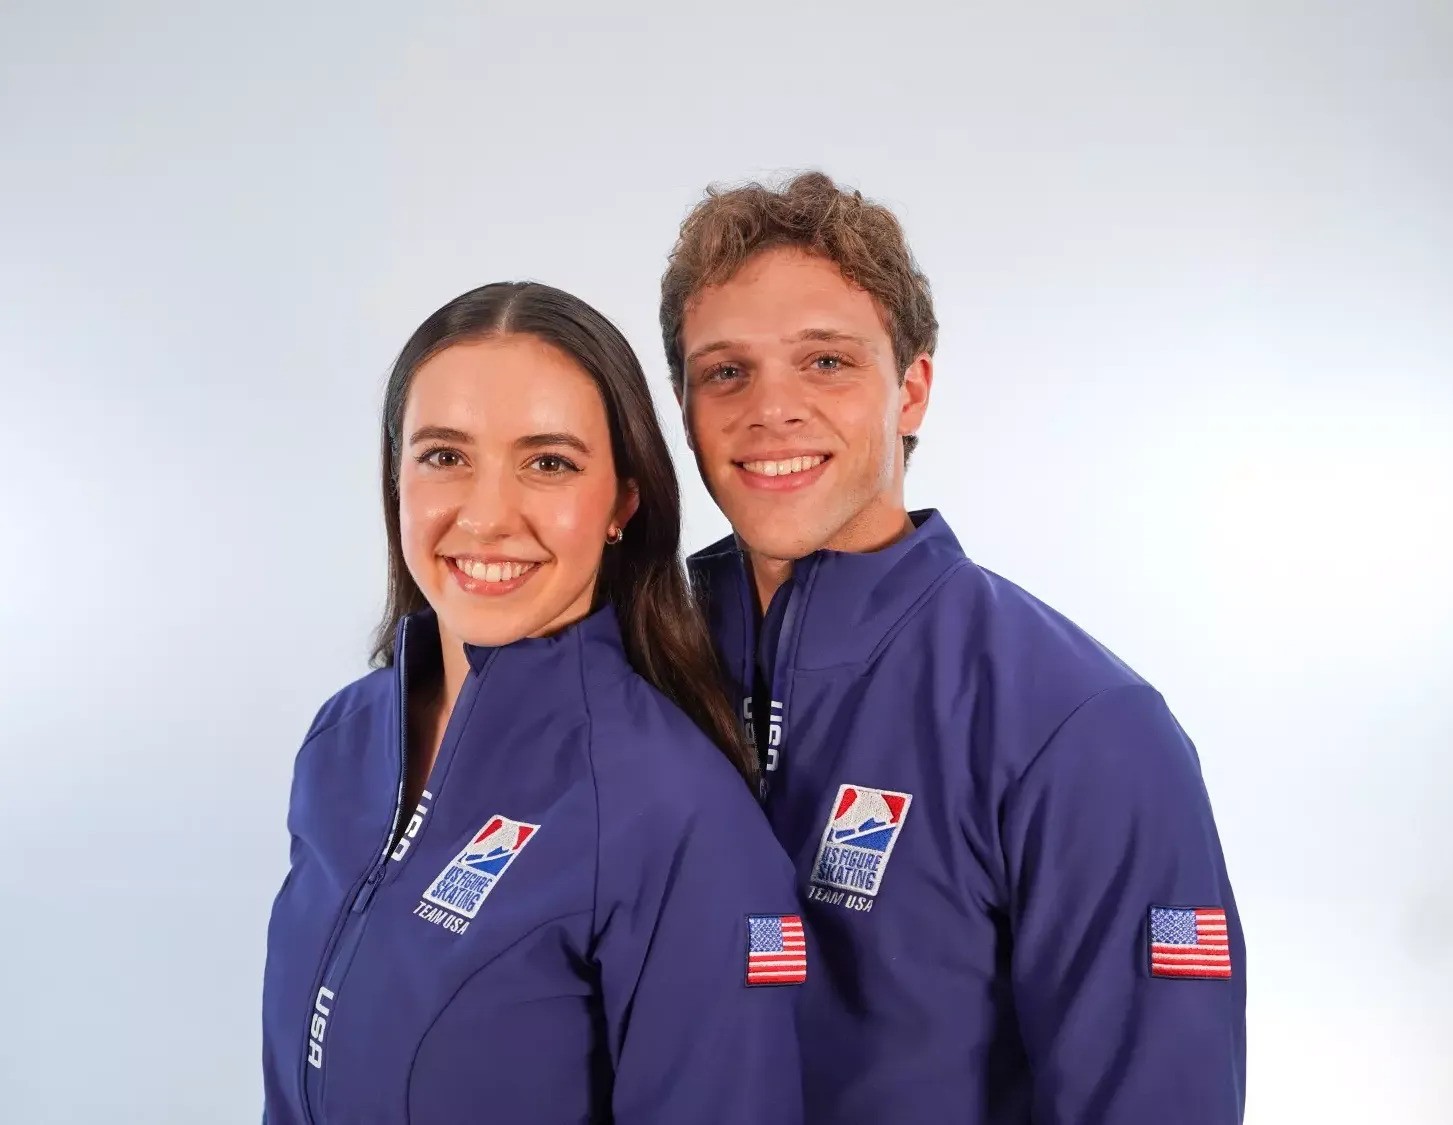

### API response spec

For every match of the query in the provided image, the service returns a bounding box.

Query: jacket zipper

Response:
[749,555,812,809]
[298,624,413,1124]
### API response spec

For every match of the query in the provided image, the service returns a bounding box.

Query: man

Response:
[660,172,1246,1122]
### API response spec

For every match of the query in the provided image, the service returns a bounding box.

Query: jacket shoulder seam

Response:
[300,695,377,748]
[1008,682,1165,795]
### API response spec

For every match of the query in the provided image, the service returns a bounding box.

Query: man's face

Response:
[678,246,930,561]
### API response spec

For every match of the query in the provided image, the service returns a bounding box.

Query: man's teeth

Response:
[741,455,826,478]
[457,560,534,583]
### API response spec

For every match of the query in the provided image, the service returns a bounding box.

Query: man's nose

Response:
[743,365,809,431]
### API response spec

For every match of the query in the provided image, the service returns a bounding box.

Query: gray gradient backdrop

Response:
[3,2,1450,1121]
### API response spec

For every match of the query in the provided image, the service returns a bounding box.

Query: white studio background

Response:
[2,2,1449,1121]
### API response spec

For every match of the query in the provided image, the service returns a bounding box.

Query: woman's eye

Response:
[531,454,579,474]
[419,448,463,469]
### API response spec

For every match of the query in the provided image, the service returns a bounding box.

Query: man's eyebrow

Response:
[685,339,737,365]
[685,328,871,367]
[408,425,473,445]
[788,328,872,347]
[517,431,591,456]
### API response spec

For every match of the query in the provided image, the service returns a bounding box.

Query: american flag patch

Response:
[746,914,807,986]
[1149,906,1232,979]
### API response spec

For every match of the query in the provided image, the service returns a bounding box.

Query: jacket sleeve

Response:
[592,770,805,1124]
[1001,684,1246,1123]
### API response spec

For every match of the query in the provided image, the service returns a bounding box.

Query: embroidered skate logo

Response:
[807,785,912,913]
[415,815,538,933]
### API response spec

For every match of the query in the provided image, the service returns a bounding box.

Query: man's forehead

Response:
[682,265,891,357]
[694,248,865,303]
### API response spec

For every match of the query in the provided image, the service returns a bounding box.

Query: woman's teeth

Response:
[741,455,826,477]
[456,560,535,583]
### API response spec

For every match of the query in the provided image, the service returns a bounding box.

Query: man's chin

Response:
[730,520,839,563]
[714,487,852,559]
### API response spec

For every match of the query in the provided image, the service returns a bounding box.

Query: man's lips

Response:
[731,453,831,491]
[735,453,830,478]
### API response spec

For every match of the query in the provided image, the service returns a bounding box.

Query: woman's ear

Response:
[615,480,641,530]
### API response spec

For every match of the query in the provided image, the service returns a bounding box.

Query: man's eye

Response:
[702,363,743,383]
[812,353,846,371]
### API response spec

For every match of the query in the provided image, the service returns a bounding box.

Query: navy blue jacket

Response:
[261,606,805,1124]
[690,511,1246,1123]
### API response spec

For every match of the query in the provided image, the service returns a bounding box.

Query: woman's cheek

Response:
[398,485,451,570]
[530,487,609,570]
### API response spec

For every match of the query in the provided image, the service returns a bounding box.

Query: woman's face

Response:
[397,334,637,648]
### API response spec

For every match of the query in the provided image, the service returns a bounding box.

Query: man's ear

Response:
[898,354,933,436]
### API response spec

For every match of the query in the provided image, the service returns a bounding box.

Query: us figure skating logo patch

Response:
[808,785,912,905]
[420,815,539,922]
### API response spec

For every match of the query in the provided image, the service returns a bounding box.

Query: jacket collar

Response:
[691,509,969,674]
[393,603,630,685]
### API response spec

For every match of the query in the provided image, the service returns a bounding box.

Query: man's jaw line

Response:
[733,495,914,560]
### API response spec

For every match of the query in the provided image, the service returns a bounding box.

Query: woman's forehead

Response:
[405,336,609,440]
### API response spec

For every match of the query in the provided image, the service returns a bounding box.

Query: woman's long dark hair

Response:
[369,282,755,788]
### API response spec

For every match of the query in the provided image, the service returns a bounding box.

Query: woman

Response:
[261,283,805,1124]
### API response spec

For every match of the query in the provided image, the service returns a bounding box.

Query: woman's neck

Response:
[439,626,471,717]
[403,622,467,798]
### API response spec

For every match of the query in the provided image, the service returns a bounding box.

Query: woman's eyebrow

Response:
[517,431,591,455]
[408,425,473,446]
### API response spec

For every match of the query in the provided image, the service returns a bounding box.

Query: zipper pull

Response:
[350,864,385,914]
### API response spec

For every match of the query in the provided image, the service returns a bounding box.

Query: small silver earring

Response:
[606,525,624,545]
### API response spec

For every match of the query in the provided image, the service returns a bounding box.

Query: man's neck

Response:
[743,507,918,617]
[748,555,795,616]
